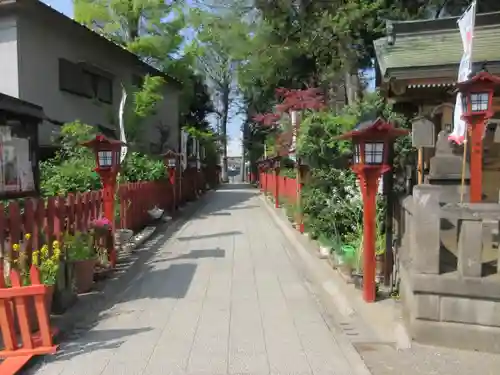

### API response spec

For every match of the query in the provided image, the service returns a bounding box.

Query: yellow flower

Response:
[41,244,49,257]
[12,244,19,252]
[24,233,31,240]
[32,251,39,266]
[53,248,61,260]
[53,240,60,249]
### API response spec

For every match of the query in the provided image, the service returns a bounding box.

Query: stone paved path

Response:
[29,184,360,375]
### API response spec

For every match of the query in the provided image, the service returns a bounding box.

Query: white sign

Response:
[449,1,477,145]
[0,127,11,142]
[16,138,33,191]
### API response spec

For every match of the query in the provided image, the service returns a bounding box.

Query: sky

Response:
[41,0,243,157]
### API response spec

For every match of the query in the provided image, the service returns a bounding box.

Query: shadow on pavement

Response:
[152,248,226,263]
[177,231,241,241]
[45,327,153,362]
[124,263,198,300]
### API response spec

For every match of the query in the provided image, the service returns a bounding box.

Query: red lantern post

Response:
[82,134,126,268]
[257,161,265,192]
[264,160,270,194]
[335,118,408,303]
[296,163,309,233]
[273,157,281,208]
[457,71,500,202]
[162,149,179,213]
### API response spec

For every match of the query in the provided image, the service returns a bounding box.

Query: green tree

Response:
[187,8,250,181]
[74,0,185,66]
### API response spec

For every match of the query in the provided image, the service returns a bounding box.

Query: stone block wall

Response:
[397,185,500,353]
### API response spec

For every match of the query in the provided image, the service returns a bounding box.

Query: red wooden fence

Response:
[259,173,298,204]
[0,171,211,268]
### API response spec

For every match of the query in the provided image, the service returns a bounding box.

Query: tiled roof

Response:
[374,12,500,79]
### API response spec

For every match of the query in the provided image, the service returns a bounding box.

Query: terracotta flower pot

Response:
[73,259,97,294]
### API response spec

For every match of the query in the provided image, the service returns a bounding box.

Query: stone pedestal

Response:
[427,130,470,203]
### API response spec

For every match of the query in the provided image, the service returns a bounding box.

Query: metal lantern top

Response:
[161,149,178,168]
[270,156,281,169]
[81,134,125,172]
[457,71,500,121]
[257,160,266,170]
[257,158,273,170]
[334,118,409,174]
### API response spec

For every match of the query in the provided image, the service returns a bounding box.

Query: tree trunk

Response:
[220,86,230,183]
[126,1,139,42]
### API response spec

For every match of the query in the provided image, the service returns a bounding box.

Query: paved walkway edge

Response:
[259,195,374,375]
[260,193,413,349]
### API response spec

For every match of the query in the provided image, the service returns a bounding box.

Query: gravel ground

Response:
[357,342,500,375]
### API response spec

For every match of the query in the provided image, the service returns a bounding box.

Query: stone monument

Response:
[427,129,470,203]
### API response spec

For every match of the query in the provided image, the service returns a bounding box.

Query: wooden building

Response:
[374,11,500,201]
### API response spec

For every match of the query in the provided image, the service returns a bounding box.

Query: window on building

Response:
[59,58,87,97]
[59,59,113,104]
[132,74,143,88]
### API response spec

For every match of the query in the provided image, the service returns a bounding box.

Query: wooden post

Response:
[361,171,379,303]
[460,131,469,204]
[417,147,423,184]
[383,144,394,287]
[275,166,280,208]
[102,176,116,268]
[169,167,176,212]
[470,121,485,203]
[296,163,303,232]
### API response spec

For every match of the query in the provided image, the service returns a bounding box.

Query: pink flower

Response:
[92,217,111,227]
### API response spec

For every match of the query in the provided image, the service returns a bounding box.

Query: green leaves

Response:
[74,0,186,65]
[132,75,165,118]
[120,152,166,182]
[40,121,167,197]
[296,111,356,165]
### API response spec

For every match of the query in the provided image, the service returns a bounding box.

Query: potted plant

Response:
[52,241,78,315]
[32,240,62,303]
[91,218,114,275]
[92,217,112,236]
[317,233,334,259]
[64,231,96,294]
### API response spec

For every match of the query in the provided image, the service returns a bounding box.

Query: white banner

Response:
[290,110,298,154]
[118,84,128,163]
[449,1,476,145]
[181,130,188,170]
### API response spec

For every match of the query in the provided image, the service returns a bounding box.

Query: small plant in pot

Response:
[91,218,113,272]
[64,231,96,294]
[92,217,112,236]
[317,234,334,259]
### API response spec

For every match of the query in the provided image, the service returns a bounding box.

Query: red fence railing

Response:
[259,172,297,205]
[0,169,217,263]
